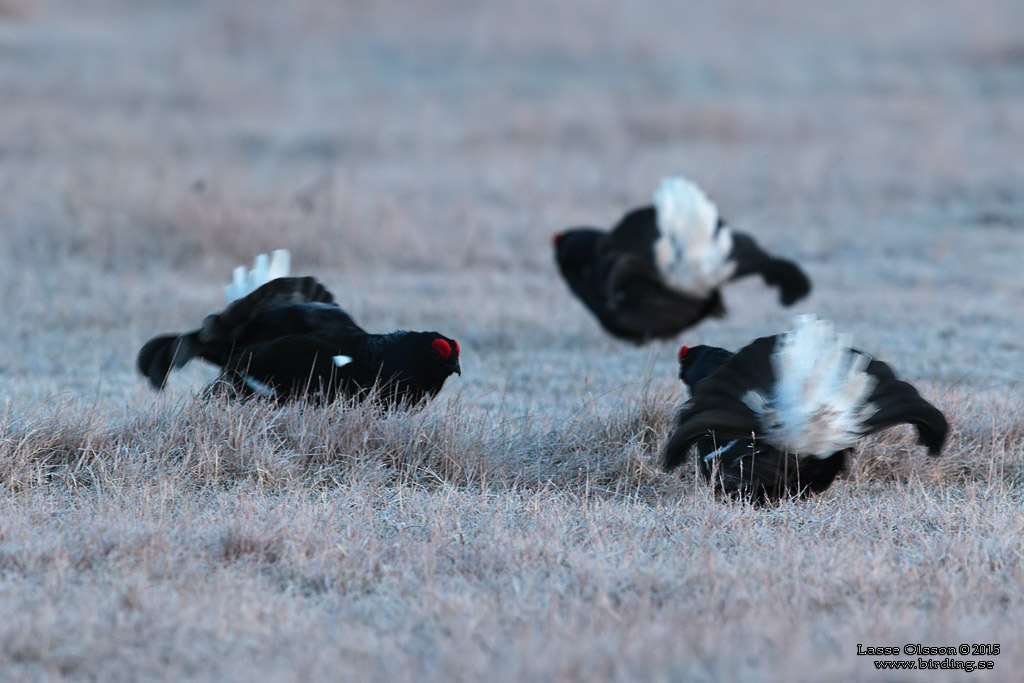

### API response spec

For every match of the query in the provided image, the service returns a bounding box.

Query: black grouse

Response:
[137,250,461,406]
[663,315,948,503]
[553,176,811,343]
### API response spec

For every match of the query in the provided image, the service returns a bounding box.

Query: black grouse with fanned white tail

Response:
[553,176,811,343]
[663,315,948,503]
[137,250,461,406]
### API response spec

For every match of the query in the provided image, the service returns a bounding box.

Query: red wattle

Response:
[432,339,452,359]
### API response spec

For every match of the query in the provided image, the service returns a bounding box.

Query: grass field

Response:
[2,0,1023,680]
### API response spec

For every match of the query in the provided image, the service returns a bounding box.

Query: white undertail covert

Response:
[652,176,736,295]
[742,315,879,458]
[225,249,291,303]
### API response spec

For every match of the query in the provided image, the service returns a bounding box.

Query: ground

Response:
[1,0,1023,681]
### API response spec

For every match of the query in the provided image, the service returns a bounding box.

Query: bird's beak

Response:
[453,360,462,376]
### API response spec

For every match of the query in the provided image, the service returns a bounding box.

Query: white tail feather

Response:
[266,249,290,281]
[224,249,291,303]
[743,315,878,457]
[652,176,735,295]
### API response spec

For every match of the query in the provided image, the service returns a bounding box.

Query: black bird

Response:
[137,251,461,406]
[553,176,811,343]
[663,315,948,503]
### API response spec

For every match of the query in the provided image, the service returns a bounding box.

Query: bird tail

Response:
[743,315,878,457]
[224,249,291,303]
[652,176,735,293]
[137,331,200,390]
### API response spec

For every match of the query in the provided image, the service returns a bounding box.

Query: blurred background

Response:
[1,0,1022,401]
[1,5,1023,679]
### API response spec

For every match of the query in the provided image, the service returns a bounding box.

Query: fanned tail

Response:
[748,315,877,457]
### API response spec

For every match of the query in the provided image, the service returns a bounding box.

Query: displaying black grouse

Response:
[553,176,811,343]
[663,315,948,504]
[137,250,461,406]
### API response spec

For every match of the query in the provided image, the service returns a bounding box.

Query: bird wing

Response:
[662,335,777,470]
[200,276,363,348]
[727,231,811,305]
[224,334,361,401]
[604,254,726,341]
[607,206,662,253]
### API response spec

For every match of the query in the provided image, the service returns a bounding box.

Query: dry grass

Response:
[2,392,1024,682]
[2,0,1024,680]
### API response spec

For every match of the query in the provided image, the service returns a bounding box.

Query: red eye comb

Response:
[452,339,460,357]
[552,232,564,247]
[432,339,452,359]
[677,345,689,361]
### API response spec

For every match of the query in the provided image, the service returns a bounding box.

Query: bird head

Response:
[552,228,603,275]
[372,332,462,407]
[677,343,734,392]
[429,336,462,377]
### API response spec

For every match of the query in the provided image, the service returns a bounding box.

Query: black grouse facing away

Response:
[663,315,948,504]
[553,176,811,343]
[137,250,461,406]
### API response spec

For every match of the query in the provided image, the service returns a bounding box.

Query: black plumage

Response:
[553,177,811,343]
[138,276,461,406]
[676,343,735,388]
[663,320,948,504]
